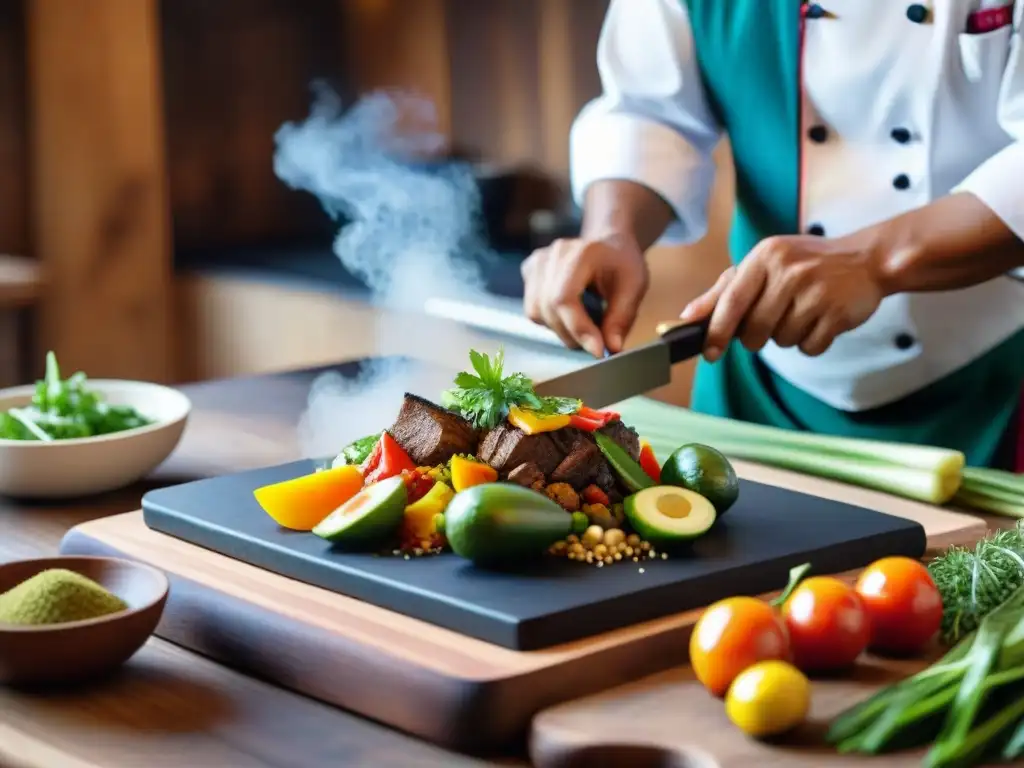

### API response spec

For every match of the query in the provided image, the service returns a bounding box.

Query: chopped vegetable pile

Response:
[0,352,153,441]
[251,347,738,564]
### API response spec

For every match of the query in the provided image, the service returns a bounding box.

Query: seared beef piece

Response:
[598,420,641,462]
[547,427,587,457]
[507,462,545,488]
[550,437,604,488]
[477,424,562,474]
[389,394,478,466]
[592,462,618,495]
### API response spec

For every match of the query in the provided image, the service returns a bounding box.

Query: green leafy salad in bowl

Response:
[0,352,154,442]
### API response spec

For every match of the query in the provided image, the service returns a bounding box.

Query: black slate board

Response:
[142,461,925,651]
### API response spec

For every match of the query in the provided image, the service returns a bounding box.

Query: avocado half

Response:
[624,486,717,545]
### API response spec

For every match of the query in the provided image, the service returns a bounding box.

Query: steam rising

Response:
[274,85,495,459]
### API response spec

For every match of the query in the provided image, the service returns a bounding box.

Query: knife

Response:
[533,318,710,409]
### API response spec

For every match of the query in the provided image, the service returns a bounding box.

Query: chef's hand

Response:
[522,233,649,358]
[679,235,885,361]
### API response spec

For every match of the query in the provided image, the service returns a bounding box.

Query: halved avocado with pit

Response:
[313,475,408,546]
[623,486,716,545]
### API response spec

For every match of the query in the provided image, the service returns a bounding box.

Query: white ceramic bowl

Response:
[0,380,191,498]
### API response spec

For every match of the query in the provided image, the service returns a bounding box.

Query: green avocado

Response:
[661,443,739,516]
[444,483,571,566]
[624,486,716,545]
[313,475,407,546]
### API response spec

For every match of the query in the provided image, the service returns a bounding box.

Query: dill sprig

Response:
[929,521,1024,645]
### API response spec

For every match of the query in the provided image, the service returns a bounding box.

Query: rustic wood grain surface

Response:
[0,359,1009,768]
[0,363,524,768]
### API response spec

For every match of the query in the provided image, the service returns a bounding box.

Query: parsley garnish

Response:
[441,347,581,429]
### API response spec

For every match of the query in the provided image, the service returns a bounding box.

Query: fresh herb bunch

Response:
[828,581,1024,766]
[441,347,580,429]
[929,522,1024,646]
[0,352,153,441]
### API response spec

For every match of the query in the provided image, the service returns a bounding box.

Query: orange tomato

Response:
[781,576,870,673]
[690,596,790,697]
[855,557,943,655]
[254,465,365,531]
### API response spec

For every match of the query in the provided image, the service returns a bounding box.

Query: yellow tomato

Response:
[254,465,364,531]
[725,660,810,739]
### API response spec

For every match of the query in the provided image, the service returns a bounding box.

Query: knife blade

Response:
[533,319,710,408]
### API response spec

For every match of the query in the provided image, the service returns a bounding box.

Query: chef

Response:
[521,0,1024,468]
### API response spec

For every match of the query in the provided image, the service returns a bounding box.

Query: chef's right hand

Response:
[521,233,650,358]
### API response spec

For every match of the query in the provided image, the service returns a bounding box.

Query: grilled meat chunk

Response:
[550,436,603,488]
[476,424,562,474]
[388,394,478,466]
[506,462,545,489]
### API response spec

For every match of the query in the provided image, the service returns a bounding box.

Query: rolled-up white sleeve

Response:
[570,0,722,244]
[954,20,1024,243]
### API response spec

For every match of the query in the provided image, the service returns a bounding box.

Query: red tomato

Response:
[690,596,791,697]
[855,557,943,655]
[781,576,870,673]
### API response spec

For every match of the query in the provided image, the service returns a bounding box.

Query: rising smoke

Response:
[274,84,497,459]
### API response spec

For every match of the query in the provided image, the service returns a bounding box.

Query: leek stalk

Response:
[616,399,964,505]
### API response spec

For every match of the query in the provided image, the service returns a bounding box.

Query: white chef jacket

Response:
[570,0,1024,412]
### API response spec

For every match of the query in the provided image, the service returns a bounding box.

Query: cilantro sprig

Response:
[441,347,580,429]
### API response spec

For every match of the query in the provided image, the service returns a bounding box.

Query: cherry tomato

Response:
[781,576,870,673]
[690,596,790,697]
[854,557,943,655]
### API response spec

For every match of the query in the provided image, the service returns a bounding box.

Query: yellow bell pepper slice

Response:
[450,455,499,492]
[254,465,365,531]
[507,406,571,435]
[402,481,455,541]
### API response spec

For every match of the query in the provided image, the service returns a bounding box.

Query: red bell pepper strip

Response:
[577,406,620,425]
[582,484,611,506]
[569,413,604,432]
[638,441,661,484]
[364,432,417,484]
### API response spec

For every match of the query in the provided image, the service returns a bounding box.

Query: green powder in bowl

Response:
[0,568,128,626]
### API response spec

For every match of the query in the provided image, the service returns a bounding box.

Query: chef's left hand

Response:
[679,235,886,362]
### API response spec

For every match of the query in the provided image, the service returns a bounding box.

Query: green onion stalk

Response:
[827,583,1024,766]
[616,399,965,505]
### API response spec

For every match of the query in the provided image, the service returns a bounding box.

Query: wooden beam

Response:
[339,0,452,149]
[26,0,174,382]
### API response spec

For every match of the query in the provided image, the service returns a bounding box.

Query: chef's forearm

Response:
[580,180,677,252]
[862,192,1024,296]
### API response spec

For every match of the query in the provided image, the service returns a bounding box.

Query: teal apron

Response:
[682,0,1024,468]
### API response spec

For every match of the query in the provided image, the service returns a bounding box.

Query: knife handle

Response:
[655,318,710,364]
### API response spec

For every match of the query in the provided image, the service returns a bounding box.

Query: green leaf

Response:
[453,372,483,390]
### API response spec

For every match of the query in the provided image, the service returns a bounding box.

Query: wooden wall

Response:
[0,0,642,381]
[1,0,611,256]
[0,2,28,258]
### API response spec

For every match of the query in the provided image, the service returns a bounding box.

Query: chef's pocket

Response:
[958,25,1012,83]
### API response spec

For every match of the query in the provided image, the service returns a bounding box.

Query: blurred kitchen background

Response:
[0,0,734,407]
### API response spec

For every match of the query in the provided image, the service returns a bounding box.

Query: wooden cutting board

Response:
[530,653,949,768]
[58,461,986,754]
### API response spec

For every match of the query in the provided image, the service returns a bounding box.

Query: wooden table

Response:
[0,362,1010,768]
[0,364,522,768]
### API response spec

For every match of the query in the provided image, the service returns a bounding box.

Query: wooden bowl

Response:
[0,556,169,687]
